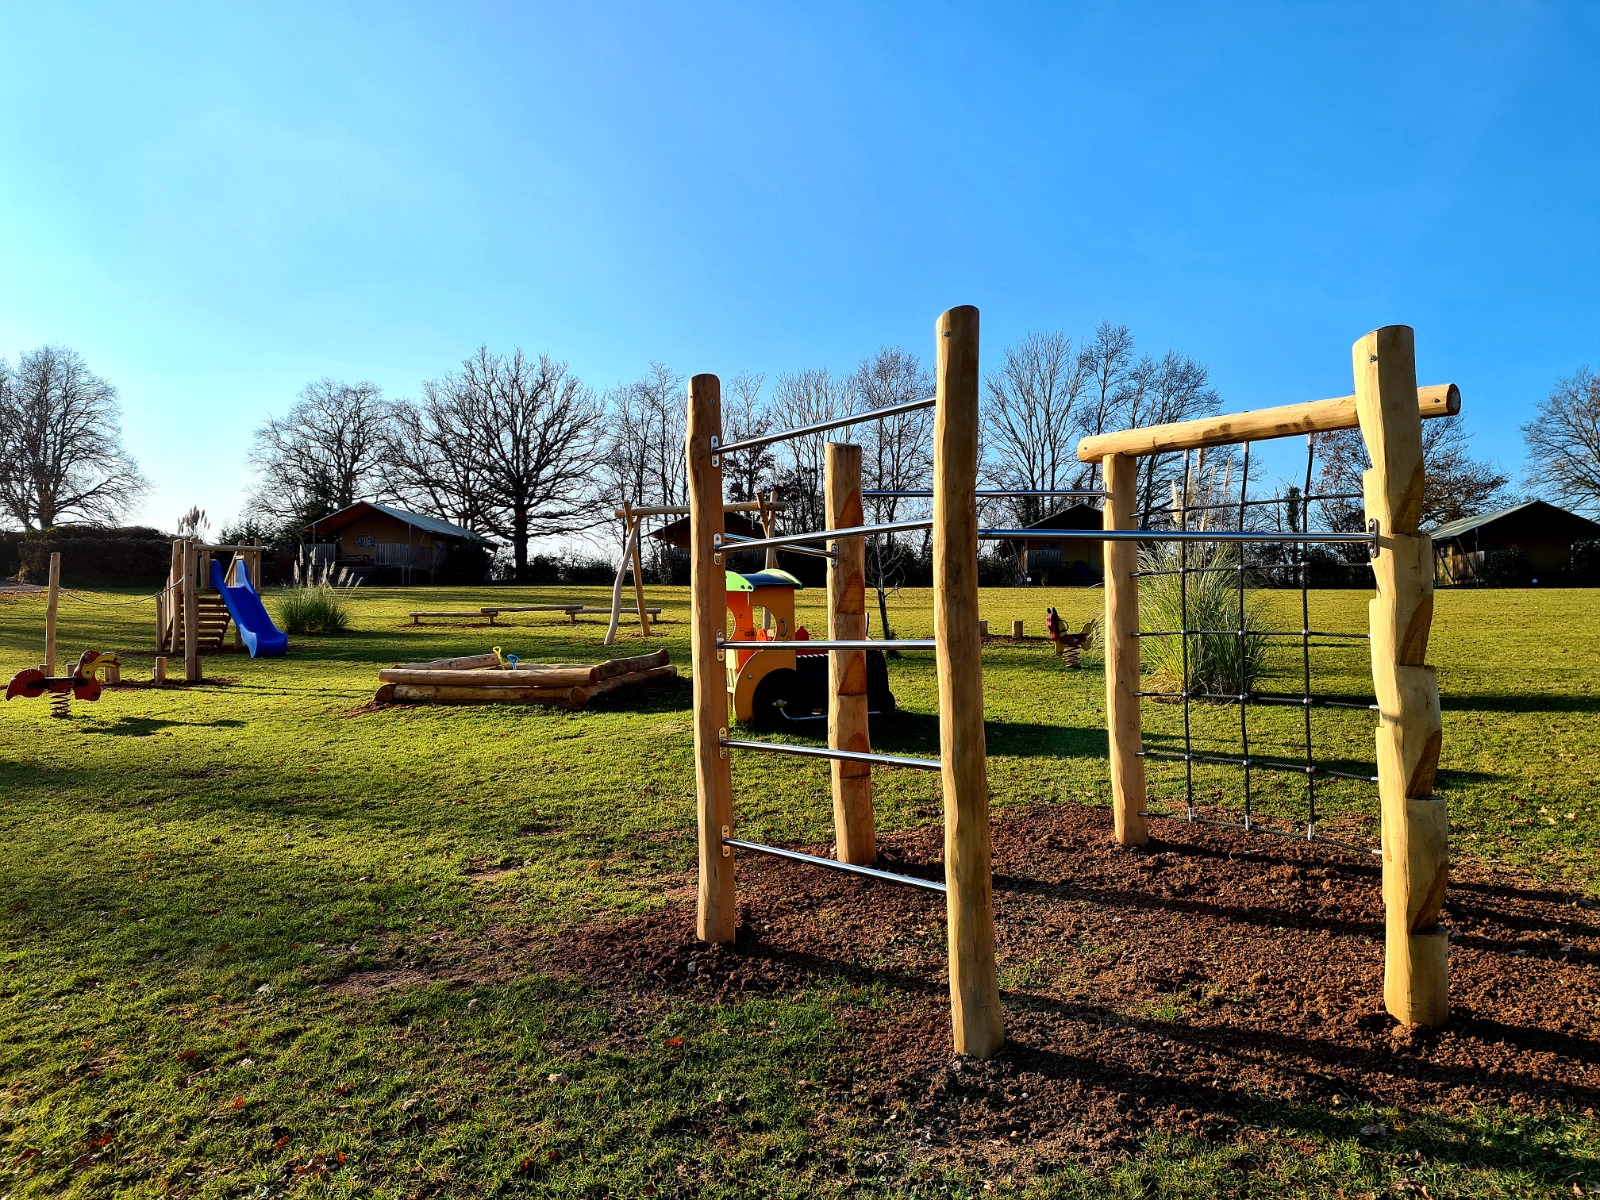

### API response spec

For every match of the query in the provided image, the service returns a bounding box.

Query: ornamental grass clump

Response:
[1137,543,1267,697]
[275,551,360,634]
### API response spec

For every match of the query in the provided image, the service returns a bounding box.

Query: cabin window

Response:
[354,535,376,548]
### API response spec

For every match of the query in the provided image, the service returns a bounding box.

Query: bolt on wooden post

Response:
[688,374,737,943]
[826,442,877,866]
[1356,326,1448,1027]
[932,304,1004,1058]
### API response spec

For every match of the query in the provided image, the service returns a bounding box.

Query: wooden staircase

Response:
[168,589,233,651]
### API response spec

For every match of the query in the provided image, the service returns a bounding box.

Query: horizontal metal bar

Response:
[719,518,932,555]
[717,637,937,652]
[720,737,942,772]
[1141,748,1377,783]
[720,531,836,561]
[1134,629,1368,640]
[1173,492,1364,514]
[714,396,936,457]
[863,489,1109,499]
[979,528,1375,546]
[1134,689,1379,711]
[722,837,947,893]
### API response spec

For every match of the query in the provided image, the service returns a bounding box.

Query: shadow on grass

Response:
[83,716,248,737]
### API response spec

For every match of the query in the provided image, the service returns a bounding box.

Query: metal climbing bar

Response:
[863,489,1109,499]
[721,837,947,893]
[1140,748,1378,783]
[1135,629,1368,640]
[719,531,836,561]
[719,736,943,772]
[717,636,937,652]
[712,395,936,458]
[977,528,1377,546]
[718,518,932,556]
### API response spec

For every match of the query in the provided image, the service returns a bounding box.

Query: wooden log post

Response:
[182,538,201,683]
[604,506,640,647]
[688,374,737,943]
[1103,453,1149,846]
[629,504,651,638]
[45,551,61,675]
[825,441,876,866]
[1011,619,1024,641]
[154,657,167,685]
[164,540,184,652]
[1355,326,1448,1027]
[932,305,1003,1058]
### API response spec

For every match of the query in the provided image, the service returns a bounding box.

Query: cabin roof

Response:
[1428,500,1600,542]
[304,501,483,542]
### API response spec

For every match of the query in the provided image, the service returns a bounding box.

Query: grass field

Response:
[1,582,1596,1198]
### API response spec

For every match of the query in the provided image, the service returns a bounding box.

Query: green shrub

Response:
[1138,543,1267,697]
[275,585,352,634]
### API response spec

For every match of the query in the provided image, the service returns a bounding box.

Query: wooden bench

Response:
[410,610,499,625]
[480,605,585,623]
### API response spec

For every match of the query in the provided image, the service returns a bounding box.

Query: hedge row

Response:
[3,527,174,587]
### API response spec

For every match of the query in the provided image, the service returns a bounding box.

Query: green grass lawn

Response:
[1,582,1596,1198]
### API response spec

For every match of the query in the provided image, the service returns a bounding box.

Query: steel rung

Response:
[719,737,942,771]
[722,837,947,892]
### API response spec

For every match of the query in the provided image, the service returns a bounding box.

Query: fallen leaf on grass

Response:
[177,1049,199,1062]
[664,1037,683,1048]
[273,1135,290,1152]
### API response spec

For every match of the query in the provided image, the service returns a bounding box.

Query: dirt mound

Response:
[562,802,1600,1165]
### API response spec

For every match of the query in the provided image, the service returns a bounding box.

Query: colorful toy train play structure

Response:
[722,568,894,727]
[686,307,1457,1058]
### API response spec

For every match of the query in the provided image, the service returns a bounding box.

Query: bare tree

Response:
[980,331,1091,527]
[1313,417,1513,530]
[431,347,604,579]
[1126,351,1224,528]
[1076,323,1137,491]
[601,363,686,518]
[769,367,851,535]
[249,379,391,527]
[0,345,147,529]
[849,347,932,637]
[387,378,495,532]
[1523,366,1600,517]
[720,370,775,504]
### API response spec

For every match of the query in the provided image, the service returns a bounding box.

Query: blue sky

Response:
[2,1,1596,534]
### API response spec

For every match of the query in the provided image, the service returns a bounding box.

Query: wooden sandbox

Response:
[373,650,675,708]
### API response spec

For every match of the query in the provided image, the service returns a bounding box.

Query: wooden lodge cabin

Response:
[302,502,487,584]
[1429,500,1600,584]
[1002,503,1105,585]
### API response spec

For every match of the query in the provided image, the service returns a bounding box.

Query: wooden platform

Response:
[374,650,675,708]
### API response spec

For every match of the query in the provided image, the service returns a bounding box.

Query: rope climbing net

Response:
[1135,437,1383,855]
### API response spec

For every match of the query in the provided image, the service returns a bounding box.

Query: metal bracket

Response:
[721,824,731,857]
[717,728,728,758]
[1368,518,1380,560]
[708,434,721,468]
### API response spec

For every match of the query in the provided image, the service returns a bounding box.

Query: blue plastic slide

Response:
[209,558,289,657]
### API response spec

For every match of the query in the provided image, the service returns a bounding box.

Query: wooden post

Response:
[760,492,779,571]
[153,657,167,685]
[1011,619,1024,641]
[689,374,736,943]
[978,619,988,637]
[45,552,60,675]
[1103,453,1149,846]
[826,441,876,865]
[1355,325,1448,1027]
[104,660,120,685]
[182,538,201,684]
[629,505,651,638]
[603,507,638,647]
[932,305,1003,1058]
[164,540,184,652]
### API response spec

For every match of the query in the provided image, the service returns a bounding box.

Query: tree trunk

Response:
[513,507,529,580]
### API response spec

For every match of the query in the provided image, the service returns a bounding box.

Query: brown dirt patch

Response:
[560,802,1600,1166]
